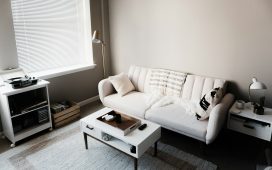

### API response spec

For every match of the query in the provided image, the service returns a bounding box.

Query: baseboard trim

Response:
[78,95,100,107]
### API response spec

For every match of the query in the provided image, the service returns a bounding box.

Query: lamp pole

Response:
[92,30,106,78]
[101,42,106,78]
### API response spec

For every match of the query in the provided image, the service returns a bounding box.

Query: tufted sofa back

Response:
[128,65,227,100]
[128,65,149,92]
[181,75,226,101]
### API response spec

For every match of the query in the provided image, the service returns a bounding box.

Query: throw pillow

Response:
[165,70,187,97]
[195,87,223,120]
[109,73,135,96]
[148,69,169,95]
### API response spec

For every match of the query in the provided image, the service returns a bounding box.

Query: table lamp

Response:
[92,30,106,78]
[248,77,267,114]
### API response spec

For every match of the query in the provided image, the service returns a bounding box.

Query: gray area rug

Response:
[0,122,217,170]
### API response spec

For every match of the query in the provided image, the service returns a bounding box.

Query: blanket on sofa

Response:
[145,94,197,116]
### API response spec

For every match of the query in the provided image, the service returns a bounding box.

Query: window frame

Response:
[11,0,94,79]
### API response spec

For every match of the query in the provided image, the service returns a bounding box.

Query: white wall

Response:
[109,0,272,106]
[0,0,18,70]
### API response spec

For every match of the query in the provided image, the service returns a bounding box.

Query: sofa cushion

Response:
[103,91,151,118]
[145,104,208,140]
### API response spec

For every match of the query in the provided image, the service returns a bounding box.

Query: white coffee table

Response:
[80,107,161,170]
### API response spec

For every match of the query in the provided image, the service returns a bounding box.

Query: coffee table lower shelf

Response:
[83,132,158,170]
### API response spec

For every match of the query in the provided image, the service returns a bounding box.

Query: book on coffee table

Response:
[96,110,141,136]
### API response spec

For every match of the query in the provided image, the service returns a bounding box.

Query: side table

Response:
[227,101,272,141]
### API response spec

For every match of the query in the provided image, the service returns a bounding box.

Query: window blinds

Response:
[10,0,92,74]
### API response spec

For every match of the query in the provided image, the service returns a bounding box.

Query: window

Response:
[10,0,94,79]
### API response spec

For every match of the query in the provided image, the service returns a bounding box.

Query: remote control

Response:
[138,123,147,130]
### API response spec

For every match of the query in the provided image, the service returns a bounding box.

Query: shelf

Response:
[14,122,52,142]
[14,121,49,135]
[100,132,137,157]
[11,105,48,119]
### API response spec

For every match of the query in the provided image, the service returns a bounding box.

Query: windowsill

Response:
[29,64,96,79]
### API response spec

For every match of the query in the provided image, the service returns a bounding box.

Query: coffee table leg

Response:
[84,133,88,149]
[153,141,157,156]
[134,158,137,170]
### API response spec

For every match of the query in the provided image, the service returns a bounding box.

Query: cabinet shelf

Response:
[14,122,52,142]
[14,121,50,135]
[11,105,48,119]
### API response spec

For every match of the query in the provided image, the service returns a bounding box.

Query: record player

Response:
[6,76,38,89]
[0,68,39,89]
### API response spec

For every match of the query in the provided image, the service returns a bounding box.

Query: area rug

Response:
[0,121,217,170]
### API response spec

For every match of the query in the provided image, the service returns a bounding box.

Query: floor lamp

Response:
[92,30,106,78]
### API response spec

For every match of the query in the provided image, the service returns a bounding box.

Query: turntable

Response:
[0,68,39,89]
[6,76,38,89]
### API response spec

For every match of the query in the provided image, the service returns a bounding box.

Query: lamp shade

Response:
[250,77,267,90]
[92,30,102,44]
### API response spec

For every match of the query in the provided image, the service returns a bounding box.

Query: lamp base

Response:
[253,103,264,115]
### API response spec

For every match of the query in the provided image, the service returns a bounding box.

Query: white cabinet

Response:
[0,80,52,147]
[227,101,272,141]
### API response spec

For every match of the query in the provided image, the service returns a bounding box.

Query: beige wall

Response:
[109,0,272,107]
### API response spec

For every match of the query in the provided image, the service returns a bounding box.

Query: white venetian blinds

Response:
[10,0,92,75]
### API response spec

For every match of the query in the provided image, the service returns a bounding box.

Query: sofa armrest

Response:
[205,93,235,144]
[98,79,115,104]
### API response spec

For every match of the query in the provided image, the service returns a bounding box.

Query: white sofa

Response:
[98,66,235,144]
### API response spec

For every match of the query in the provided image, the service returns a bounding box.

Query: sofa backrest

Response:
[128,65,227,100]
[128,65,149,92]
[181,75,226,102]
